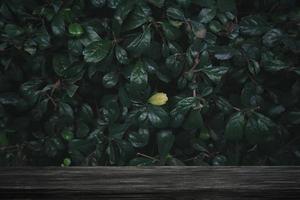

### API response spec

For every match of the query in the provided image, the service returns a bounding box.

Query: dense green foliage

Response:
[0,0,300,166]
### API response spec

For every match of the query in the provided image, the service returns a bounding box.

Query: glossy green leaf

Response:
[68,23,84,37]
[123,3,151,31]
[83,40,112,63]
[128,128,149,148]
[127,26,151,55]
[147,106,170,128]
[200,65,228,82]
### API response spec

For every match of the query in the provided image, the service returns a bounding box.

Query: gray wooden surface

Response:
[0,167,299,199]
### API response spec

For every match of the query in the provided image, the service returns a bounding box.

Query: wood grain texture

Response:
[0,167,299,199]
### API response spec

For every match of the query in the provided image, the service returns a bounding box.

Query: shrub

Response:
[0,0,299,166]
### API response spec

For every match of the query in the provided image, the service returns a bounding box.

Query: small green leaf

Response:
[115,45,129,64]
[52,54,71,76]
[62,158,71,166]
[248,59,260,75]
[209,20,222,33]
[212,155,227,165]
[102,72,119,88]
[130,61,148,87]
[61,129,74,141]
[68,23,84,37]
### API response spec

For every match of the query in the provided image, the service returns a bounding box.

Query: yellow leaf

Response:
[148,92,168,106]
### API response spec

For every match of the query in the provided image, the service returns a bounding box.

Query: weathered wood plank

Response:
[0,167,299,199]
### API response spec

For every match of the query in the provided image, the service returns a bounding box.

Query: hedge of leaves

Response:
[0,0,300,166]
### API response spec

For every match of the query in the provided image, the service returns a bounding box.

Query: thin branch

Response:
[137,152,159,162]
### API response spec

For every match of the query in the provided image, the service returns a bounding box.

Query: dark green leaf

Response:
[4,24,23,37]
[217,0,236,12]
[161,22,181,40]
[261,52,289,72]
[240,15,271,36]
[147,0,165,8]
[83,40,112,63]
[245,112,275,144]
[147,106,169,128]
[200,65,228,82]
[102,72,119,88]
[127,26,151,55]
[166,7,185,21]
[183,109,204,130]
[115,45,129,64]
[198,8,216,23]
[157,130,174,160]
[262,29,283,47]
[51,14,65,35]
[68,23,84,37]
[224,112,245,141]
[130,61,148,87]
[123,3,151,31]
[128,128,149,148]
[91,0,106,7]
